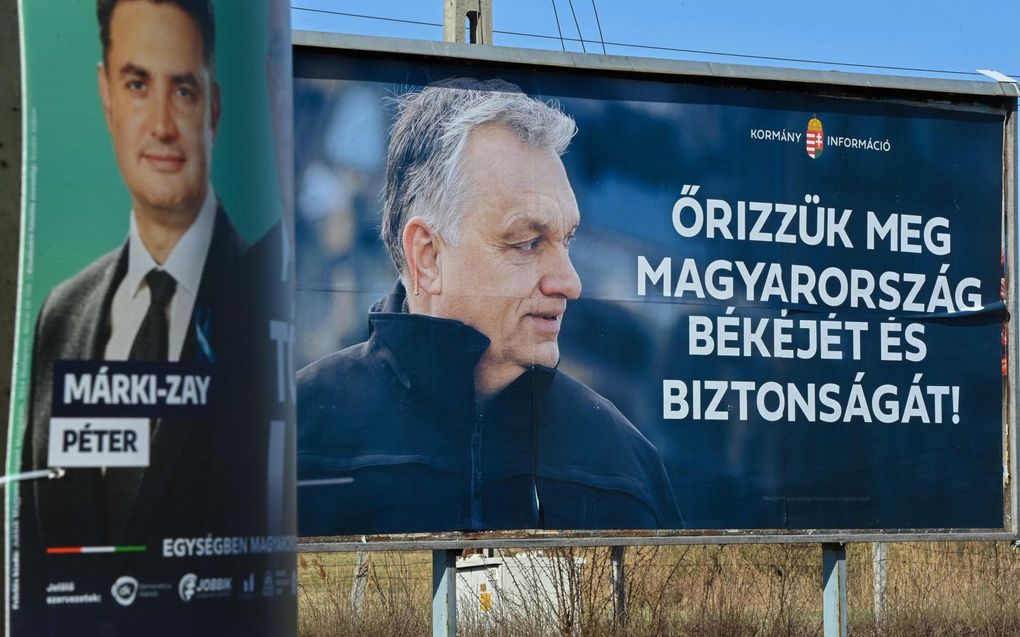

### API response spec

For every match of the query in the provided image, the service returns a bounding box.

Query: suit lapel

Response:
[180,204,242,362]
[86,245,128,359]
[119,205,245,544]
[63,246,128,544]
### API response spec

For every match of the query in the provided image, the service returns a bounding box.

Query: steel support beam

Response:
[432,549,458,637]
[822,543,848,637]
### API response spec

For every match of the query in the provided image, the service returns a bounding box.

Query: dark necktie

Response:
[105,268,177,538]
[128,269,177,361]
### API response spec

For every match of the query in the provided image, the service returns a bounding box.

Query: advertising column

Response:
[6,1,296,634]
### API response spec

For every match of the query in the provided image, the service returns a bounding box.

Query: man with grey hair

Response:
[298,78,681,534]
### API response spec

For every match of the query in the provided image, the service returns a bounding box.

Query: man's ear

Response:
[97,62,114,133]
[402,216,442,296]
[210,81,221,138]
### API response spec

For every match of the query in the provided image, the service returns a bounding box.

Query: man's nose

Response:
[148,92,178,142]
[540,247,582,300]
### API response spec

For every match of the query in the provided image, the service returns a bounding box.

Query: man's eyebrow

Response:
[171,72,199,88]
[118,63,149,79]
[501,215,550,236]
[115,65,198,89]
[500,215,579,238]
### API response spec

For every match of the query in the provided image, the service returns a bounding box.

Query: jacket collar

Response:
[90,202,244,363]
[368,281,556,414]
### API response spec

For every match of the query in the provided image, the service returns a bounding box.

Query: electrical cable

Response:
[495,31,991,76]
[291,6,441,29]
[591,0,607,54]
[548,0,567,52]
[565,0,587,53]
[289,5,1018,78]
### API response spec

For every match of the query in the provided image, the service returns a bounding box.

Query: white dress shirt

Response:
[104,188,217,361]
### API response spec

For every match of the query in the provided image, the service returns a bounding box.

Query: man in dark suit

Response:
[16,0,249,607]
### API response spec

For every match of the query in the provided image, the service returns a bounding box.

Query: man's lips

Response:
[142,152,185,172]
[525,310,565,334]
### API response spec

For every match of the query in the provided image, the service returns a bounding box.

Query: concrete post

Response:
[610,546,627,626]
[872,542,888,624]
[443,0,492,45]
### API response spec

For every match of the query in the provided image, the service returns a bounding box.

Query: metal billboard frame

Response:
[292,30,1020,550]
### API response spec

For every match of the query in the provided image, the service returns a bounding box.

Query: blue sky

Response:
[291,0,1019,80]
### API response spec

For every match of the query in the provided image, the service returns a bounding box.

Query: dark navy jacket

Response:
[297,284,682,535]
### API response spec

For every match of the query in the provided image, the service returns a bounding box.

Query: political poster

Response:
[6,1,296,634]
[292,40,1015,541]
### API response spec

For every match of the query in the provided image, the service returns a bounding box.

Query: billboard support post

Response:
[610,546,627,626]
[872,542,888,624]
[432,549,458,637]
[822,543,848,637]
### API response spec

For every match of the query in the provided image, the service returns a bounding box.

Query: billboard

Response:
[7,1,296,634]
[293,35,1018,543]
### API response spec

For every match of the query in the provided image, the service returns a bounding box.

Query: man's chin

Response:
[135,191,202,219]
[525,345,560,370]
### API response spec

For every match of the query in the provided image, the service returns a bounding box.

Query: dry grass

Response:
[298,542,1020,637]
[298,551,430,637]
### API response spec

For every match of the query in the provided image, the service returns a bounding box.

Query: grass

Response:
[298,542,1020,637]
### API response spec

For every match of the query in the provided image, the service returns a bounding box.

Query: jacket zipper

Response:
[470,410,484,529]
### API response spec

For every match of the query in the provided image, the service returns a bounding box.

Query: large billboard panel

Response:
[7,1,297,634]
[293,37,1016,542]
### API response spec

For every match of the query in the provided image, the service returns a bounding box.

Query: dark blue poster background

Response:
[294,50,1007,532]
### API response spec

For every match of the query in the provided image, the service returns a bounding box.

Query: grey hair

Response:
[381,77,577,279]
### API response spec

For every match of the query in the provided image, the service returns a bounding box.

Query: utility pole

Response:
[444,0,492,45]
[432,3,491,635]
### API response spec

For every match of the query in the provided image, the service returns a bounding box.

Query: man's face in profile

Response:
[434,123,582,381]
[98,0,219,219]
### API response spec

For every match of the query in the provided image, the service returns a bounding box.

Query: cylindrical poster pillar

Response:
[6,1,296,634]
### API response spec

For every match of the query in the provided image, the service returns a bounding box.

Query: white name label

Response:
[48,418,150,467]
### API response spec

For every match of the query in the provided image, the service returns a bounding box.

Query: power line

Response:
[548,0,567,52]
[291,7,441,29]
[591,0,607,55]
[289,5,1017,78]
[565,0,587,53]
[494,30,999,76]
